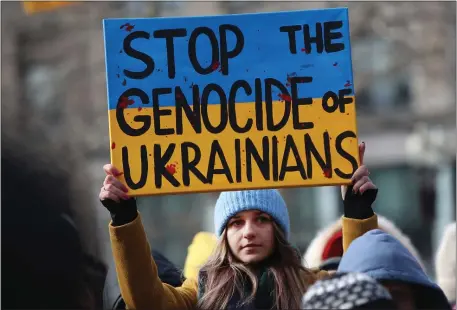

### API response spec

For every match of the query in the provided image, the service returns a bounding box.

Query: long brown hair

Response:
[197,222,317,309]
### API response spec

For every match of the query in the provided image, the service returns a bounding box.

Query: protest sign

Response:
[103,8,360,196]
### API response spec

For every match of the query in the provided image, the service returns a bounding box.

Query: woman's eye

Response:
[230,220,243,227]
[257,216,271,223]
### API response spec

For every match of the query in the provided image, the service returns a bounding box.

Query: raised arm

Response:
[100,164,198,310]
[340,143,379,251]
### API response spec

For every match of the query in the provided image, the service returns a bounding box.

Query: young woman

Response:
[100,143,379,310]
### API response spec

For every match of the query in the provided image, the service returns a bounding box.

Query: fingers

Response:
[105,183,130,200]
[100,164,130,203]
[99,186,121,203]
[359,181,377,194]
[359,142,365,166]
[103,164,123,177]
[351,163,376,194]
[352,176,370,193]
[351,165,369,182]
[104,175,129,192]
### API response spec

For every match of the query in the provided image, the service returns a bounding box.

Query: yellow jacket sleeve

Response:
[341,214,378,251]
[109,212,378,310]
[109,213,197,310]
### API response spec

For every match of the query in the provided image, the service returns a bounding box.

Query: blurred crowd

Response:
[2,1,456,309]
[2,133,456,309]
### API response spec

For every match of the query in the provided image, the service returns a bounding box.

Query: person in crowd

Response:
[338,229,451,310]
[100,142,379,309]
[183,231,218,281]
[302,272,397,309]
[2,137,104,309]
[304,214,425,271]
[435,222,456,306]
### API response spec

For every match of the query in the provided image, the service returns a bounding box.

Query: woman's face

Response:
[226,210,275,264]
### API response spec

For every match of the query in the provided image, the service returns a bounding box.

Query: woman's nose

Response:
[242,221,256,239]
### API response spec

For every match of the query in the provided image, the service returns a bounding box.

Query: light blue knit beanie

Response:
[214,189,290,240]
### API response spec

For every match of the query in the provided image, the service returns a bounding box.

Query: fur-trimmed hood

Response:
[303,214,425,270]
[435,222,456,303]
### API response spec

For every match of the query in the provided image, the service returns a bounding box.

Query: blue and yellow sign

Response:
[103,8,360,196]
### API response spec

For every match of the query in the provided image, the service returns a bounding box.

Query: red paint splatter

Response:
[138,107,142,111]
[301,48,310,54]
[333,62,338,66]
[278,93,292,101]
[344,80,352,87]
[166,163,177,175]
[111,142,116,150]
[211,61,220,70]
[120,23,134,32]
[323,168,332,178]
[122,79,126,86]
[118,96,135,109]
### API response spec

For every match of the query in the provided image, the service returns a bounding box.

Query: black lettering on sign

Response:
[254,78,264,130]
[207,140,233,184]
[188,27,219,75]
[117,88,151,136]
[122,145,148,190]
[123,31,155,79]
[219,24,244,75]
[153,28,187,79]
[334,130,358,179]
[201,84,228,134]
[175,86,202,135]
[322,91,339,113]
[290,76,314,130]
[272,135,279,181]
[154,143,180,188]
[181,142,207,186]
[279,25,301,54]
[246,137,270,182]
[304,131,332,179]
[279,135,307,181]
[235,139,242,183]
[338,88,354,112]
[303,23,324,54]
[324,21,344,53]
[228,80,253,133]
[152,88,175,135]
[265,78,291,131]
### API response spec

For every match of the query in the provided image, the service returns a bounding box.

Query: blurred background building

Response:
[2,1,456,278]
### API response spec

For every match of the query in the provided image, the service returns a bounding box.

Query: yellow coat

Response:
[109,212,378,310]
